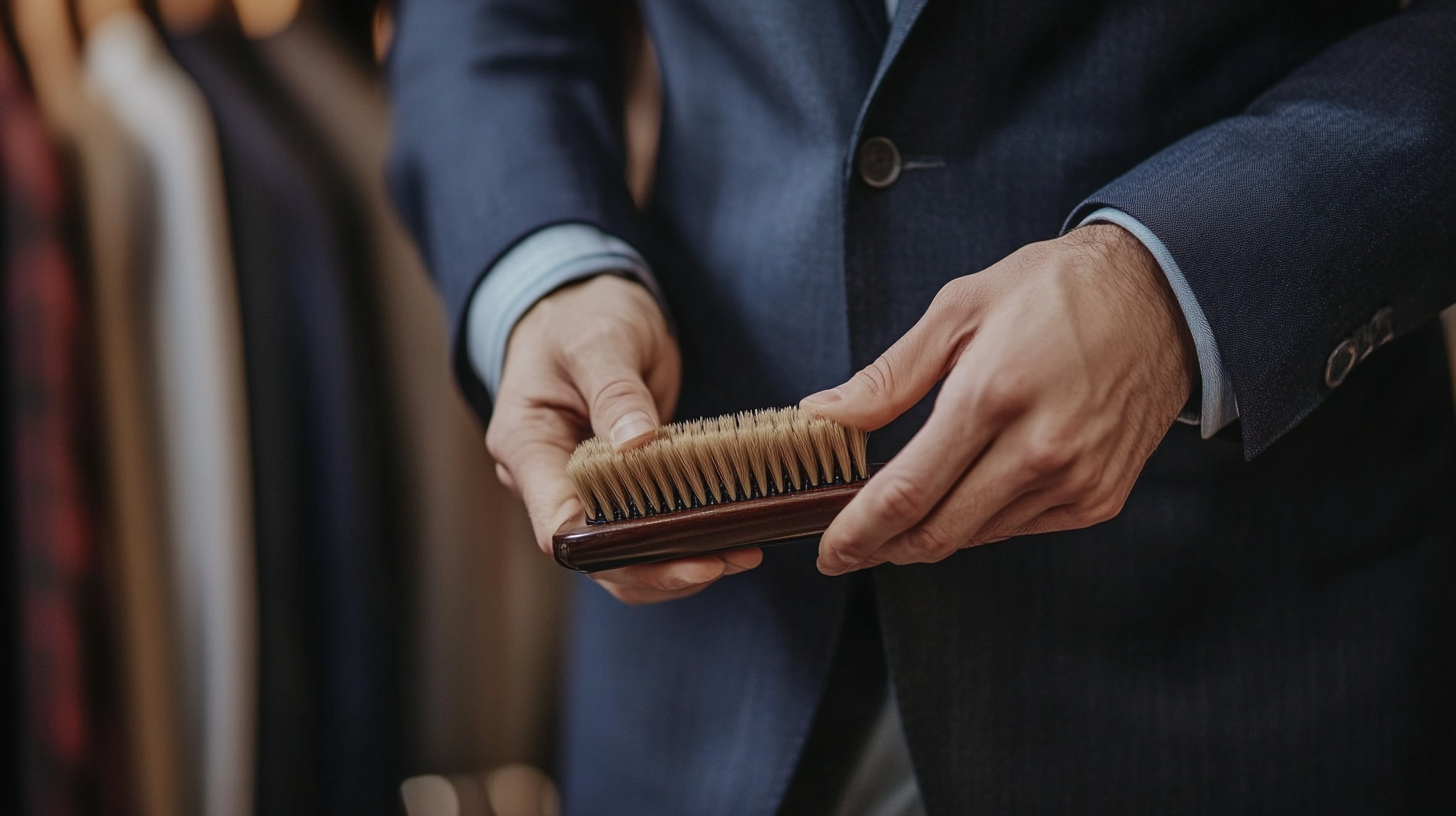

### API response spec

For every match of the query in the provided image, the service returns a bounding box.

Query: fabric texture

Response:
[388,0,1456,812]
[89,13,256,816]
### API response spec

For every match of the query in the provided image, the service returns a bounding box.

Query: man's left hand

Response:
[801,224,1198,575]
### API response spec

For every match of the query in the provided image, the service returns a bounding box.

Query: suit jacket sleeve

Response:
[386,0,642,420]
[1067,1,1456,458]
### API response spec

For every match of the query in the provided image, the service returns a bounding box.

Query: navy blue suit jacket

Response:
[389,0,1456,812]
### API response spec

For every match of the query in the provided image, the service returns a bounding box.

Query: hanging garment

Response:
[0,99,12,816]
[15,3,186,809]
[162,28,318,816]
[256,15,566,773]
[87,12,256,816]
[64,52,185,816]
[168,23,400,816]
[0,33,102,816]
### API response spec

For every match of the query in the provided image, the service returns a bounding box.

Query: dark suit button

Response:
[1325,338,1360,388]
[858,136,901,188]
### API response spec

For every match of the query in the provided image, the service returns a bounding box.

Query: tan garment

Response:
[63,77,186,816]
[256,16,567,771]
[89,13,256,816]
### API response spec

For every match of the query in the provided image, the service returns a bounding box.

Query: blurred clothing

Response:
[170,19,402,816]
[68,43,185,816]
[2,6,562,815]
[89,13,256,816]
[166,24,323,816]
[2,33,104,816]
[255,15,566,775]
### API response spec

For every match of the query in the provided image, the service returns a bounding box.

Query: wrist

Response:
[1063,223,1198,401]
[511,272,658,349]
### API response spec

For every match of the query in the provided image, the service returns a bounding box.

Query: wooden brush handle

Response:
[552,480,867,573]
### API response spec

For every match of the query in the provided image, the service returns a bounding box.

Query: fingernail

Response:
[611,411,656,449]
[801,388,843,408]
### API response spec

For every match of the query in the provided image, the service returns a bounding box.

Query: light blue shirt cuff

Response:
[466,223,664,397]
[1078,207,1239,438]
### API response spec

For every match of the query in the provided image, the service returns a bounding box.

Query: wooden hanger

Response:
[154,0,224,35]
[232,0,302,39]
[72,0,141,39]
[13,0,82,128]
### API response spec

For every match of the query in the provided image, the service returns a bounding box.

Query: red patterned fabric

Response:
[0,38,103,816]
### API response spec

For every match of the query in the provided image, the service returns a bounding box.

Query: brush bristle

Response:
[566,407,869,523]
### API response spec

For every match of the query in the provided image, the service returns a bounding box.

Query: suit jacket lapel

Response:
[848,0,931,167]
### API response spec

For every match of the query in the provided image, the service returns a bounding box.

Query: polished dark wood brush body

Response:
[552,408,869,573]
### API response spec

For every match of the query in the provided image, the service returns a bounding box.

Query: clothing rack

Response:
[2,3,564,814]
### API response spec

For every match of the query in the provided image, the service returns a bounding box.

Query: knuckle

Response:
[1074,491,1126,527]
[559,328,610,364]
[975,520,1015,545]
[976,376,1030,419]
[610,567,682,598]
[644,576,684,594]
[494,463,519,494]
[853,357,897,399]
[1064,461,1104,495]
[929,279,970,313]
[872,474,927,524]
[559,315,647,366]
[484,422,510,462]
[1021,432,1074,477]
[902,523,959,562]
[1092,491,1128,524]
[930,275,989,315]
[590,376,651,417]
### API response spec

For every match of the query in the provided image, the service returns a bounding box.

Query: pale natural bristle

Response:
[566,407,869,523]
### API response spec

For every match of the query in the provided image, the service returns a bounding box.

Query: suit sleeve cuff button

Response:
[1325,338,1360,389]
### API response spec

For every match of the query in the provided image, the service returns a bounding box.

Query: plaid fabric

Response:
[0,37,104,816]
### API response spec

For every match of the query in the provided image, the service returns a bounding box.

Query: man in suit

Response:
[388,0,1456,812]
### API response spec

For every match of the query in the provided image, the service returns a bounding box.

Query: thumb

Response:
[800,307,962,431]
[561,339,664,451]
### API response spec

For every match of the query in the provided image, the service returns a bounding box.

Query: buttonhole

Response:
[902,156,946,171]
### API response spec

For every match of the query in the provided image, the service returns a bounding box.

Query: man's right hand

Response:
[485,274,764,604]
